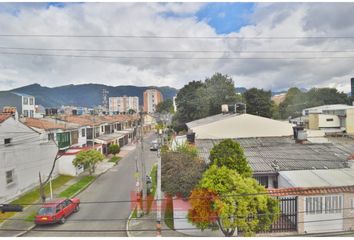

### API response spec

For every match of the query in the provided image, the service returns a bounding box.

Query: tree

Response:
[108,144,120,156]
[243,88,273,118]
[209,139,252,178]
[161,145,206,198]
[156,99,174,113]
[205,73,239,115]
[73,150,104,175]
[188,165,279,237]
[172,81,209,131]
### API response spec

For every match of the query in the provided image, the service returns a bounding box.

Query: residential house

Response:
[22,118,82,150]
[0,113,58,202]
[0,91,36,118]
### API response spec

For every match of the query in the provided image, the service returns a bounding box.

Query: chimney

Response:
[221,104,229,114]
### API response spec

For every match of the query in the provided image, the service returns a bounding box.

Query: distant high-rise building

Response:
[143,89,163,113]
[109,96,139,114]
[351,78,354,98]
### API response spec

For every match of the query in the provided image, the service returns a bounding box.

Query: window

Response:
[23,110,29,117]
[101,126,104,132]
[305,196,323,215]
[4,138,12,145]
[324,195,343,214]
[29,98,34,105]
[23,97,28,105]
[351,199,354,212]
[48,133,55,141]
[326,118,334,122]
[6,170,14,185]
[82,129,86,137]
[30,110,34,117]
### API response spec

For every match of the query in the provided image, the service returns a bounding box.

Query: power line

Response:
[1,34,354,40]
[1,51,354,60]
[2,46,354,53]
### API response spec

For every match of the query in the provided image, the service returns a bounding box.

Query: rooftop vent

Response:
[221,104,229,114]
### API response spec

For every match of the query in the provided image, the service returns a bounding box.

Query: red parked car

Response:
[35,198,80,225]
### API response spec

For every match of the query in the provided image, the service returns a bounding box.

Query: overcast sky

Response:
[0,2,353,92]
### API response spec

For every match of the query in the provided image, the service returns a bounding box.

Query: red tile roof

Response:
[0,113,12,123]
[347,154,354,160]
[268,185,354,197]
[24,118,66,130]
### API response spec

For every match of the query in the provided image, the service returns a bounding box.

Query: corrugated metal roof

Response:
[196,137,349,174]
[279,168,354,187]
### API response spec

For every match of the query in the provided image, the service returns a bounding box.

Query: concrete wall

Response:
[57,155,84,176]
[343,192,354,231]
[0,117,58,202]
[318,114,340,128]
[346,109,354,135]
[308,114,319,130]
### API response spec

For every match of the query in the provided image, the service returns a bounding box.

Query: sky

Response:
[0,2,353,92]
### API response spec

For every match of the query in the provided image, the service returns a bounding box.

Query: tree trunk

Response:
[217,218,236,237]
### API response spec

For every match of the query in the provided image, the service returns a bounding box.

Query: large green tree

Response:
[278,87,350,119]
[172,81,209,131]
[73,150,104,175]
[205,73,240,115]
[156,99,174,114]
[188,165,279,236]
[243,88,273,118]
[172,73,241,132]
[209,139,252,178]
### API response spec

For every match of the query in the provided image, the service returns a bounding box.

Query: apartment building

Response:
[109,96,139,114]
[143,89,163,113]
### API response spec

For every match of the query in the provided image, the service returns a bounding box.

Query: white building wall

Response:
[21,96,36,118]
[0,117,58,202]
[318,114,341,128]
[58,154,84,176]
[303,194,343,233]
[78,127,87,147]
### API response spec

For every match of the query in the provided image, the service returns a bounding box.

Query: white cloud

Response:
[0,2,353,93]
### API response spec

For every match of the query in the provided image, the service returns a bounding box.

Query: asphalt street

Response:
[23,133,158,237]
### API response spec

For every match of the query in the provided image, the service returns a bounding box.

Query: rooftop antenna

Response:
[102,88,109,113]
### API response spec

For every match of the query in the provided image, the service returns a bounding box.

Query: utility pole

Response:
[140,111,147,214]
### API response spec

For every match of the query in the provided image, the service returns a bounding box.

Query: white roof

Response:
[303,104,354,113]
[187,113,294,139]
[279,168,354,187]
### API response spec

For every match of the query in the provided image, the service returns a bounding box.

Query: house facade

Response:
[0,92,36,118]
[0,114,58,202]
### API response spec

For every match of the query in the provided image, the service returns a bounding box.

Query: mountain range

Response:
[9,84,178,108]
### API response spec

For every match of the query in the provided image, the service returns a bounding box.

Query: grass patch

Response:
[146,164,157,213]
[0,175,74,223]
[108,156,121,164]
[164,196,174,229]
[58,175,96,198]
[131,207,137,219]
[25,211,37,222]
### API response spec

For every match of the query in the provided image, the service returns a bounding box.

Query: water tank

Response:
[186,132,196,144]
[221,104,229,113]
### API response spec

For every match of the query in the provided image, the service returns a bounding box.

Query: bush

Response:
[108,144,120,156]
[109,156,121,164]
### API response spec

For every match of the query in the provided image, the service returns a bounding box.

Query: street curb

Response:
[126,207,136,237]
[14,176,99,237]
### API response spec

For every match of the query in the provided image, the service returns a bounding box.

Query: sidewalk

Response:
[127,210,187,237]
[0,143,137,237]
[0,173,90,237]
